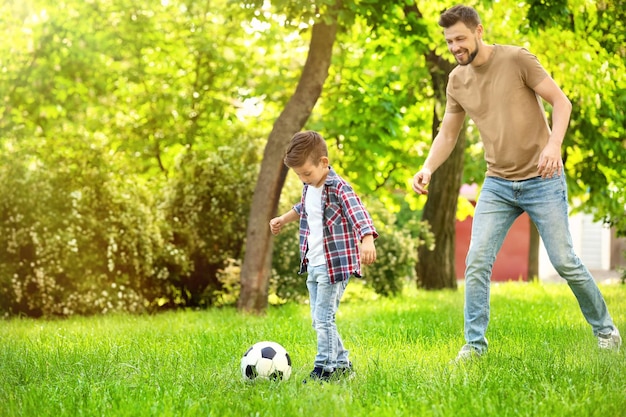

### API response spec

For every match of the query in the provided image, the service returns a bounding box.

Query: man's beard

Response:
[457,39,480,66]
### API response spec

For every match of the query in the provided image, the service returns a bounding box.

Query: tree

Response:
[415,50,465,289]
[305,2,463,289]
[0,0,282,314]
[529,0,626,236]
[403,4,467,289]
[238,6,339,313]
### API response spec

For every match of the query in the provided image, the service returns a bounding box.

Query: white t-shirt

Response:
[304,184,325,266]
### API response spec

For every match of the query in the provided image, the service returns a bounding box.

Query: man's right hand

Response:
[412,169,432,195]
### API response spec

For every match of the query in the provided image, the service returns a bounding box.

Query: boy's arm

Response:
[269,208,299,235]
[339,187,378,241]
[338,186,378,266]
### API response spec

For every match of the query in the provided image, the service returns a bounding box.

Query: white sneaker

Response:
[598,328,622,351]
[454,344,482,362]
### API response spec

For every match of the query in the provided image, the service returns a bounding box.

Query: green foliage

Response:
[0,139,260,316]
[158,144,260,308]
[524,0,626,235]
[0,141,162,316]
[270,221,306,302]
[1,283,625,416]
[0,0,274,173]
[0,0,276,316]
[313,10,433,214]
[361,198,433,296]
[524,0,573,32]
[1,0,625,315]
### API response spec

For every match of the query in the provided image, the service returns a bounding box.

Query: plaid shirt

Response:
[293,167,378,284]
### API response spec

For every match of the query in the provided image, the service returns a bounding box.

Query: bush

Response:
[0,144,163,317]
[0,134,263,316]
[270,221,307,302]
[361,199,433,296]
[269,196,433,300]
[157,144,259,308]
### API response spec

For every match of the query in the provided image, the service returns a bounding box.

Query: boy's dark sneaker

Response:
[303,366,335,383]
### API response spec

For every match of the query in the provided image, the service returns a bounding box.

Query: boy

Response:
[270,130,378,382]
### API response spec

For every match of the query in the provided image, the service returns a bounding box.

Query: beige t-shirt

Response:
[446,45,551,180]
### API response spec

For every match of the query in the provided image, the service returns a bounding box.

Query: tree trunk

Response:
[527,221,539,281]
[416,127,466,289]
[416,51,466,290]
[237,19,338,314]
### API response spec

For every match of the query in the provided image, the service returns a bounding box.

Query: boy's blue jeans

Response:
[306,264,350,372]
[465,173,616,353]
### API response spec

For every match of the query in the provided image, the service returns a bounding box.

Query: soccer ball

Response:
[240,341,292,381]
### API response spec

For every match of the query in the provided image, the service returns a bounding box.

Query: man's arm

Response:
[533,76,572,178]
[412,110,466,194]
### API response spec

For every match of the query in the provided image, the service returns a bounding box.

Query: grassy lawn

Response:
[1,281,624,417]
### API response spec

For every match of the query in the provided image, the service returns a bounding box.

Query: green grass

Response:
[1,281,625,417]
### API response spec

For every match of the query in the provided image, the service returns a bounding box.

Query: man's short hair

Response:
[438,5,481,31]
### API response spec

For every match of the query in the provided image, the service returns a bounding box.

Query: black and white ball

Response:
[240,341,292,381]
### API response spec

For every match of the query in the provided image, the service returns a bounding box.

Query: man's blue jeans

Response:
[465,174,616,353]
[306,264,350,372]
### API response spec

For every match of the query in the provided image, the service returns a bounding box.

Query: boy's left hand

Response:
[361,236,376,265]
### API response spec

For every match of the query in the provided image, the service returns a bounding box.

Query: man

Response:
[412,5,621,361]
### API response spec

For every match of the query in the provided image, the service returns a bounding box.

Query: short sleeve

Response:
[445,72,465,113]
[518,48,549,89]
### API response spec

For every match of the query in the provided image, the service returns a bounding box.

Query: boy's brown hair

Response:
[438,5,481,30]
[284,131,328,168]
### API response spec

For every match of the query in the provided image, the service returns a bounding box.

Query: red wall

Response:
[455,213,530,281]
